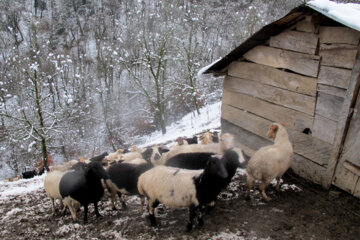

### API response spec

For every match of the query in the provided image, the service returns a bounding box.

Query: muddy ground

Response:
[0,168,359,240]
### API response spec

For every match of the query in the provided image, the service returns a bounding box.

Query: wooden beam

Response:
[228,61,317,96]
[224,76,316,116]
[269,30,318,54]
[319,26,360,45]
[221,104,332,166]
[222,89,314,132]
[243,45,320,77]
[323,46,360,189]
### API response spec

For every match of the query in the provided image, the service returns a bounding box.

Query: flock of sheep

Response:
[42,122,293,231]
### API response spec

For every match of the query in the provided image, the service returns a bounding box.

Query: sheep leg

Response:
[148,199,159,227]
[117,192,127,209]
[259,181,271,202]
[110,190,117,210]
[139,196,145,213]
[50,198,56,214]
[186,204,197,232]
[83,205,88,223]
[245,175,255,200]
[60,200,64,212]
[275,177,281,192]
[197,205,205,227]
[94,202,101,218]
[63,197,77,221]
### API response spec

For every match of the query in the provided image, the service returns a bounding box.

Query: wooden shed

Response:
[204,3,360,197]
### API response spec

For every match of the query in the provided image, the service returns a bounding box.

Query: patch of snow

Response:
[138,101,221,147]
[281,183,302,192]
[308,0,360,31]
[0,174,45,200]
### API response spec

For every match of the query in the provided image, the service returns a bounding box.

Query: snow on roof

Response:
[197,58,222,79]
[307,0,360,32]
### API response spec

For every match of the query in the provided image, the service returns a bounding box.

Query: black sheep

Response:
[185,136,198,144]
[59,161,110,223]
[165,152,214,169]
[90,152,108,165]
[165,149,244,190]
[106,162,153,210]
[22,170,38,179]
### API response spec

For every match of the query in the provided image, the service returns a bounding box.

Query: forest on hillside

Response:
[0,0,311,177]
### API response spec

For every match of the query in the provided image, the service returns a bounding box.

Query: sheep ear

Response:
[117,149,124,154]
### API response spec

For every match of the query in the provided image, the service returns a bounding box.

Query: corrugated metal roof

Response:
[204,3,359,74]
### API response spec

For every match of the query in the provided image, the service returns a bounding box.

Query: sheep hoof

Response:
[198,218,204,227]
[112,207,118,211]
[122,203,127,210]
[264,196,271,202]
[147,215,157,227]
[186,223,193,232]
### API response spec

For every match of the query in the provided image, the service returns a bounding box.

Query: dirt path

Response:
[0,169,359,240]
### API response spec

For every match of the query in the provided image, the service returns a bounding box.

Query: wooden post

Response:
[323,46,360,189]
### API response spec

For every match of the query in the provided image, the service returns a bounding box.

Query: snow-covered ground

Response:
[137,101,221,147]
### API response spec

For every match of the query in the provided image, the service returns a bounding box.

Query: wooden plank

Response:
[317,84,347,98]
[269,30,318,54]
[291,154,327,185]
[243,45,320,77]
[324,46,360,189]
[338,90,360,168]
[221,104,332,166]
[222,90,314,132]
[296,16,319,33]
[354,179,360,198]
[320,43,357,50]
[318,66,352,89]
[315,92,344,122]
[333,165,359,194]
[228,61,317,96]
[343,161,360,176]
[312,114,337,144]
[319,27,360,45]
[320,44,357,69]
[221,118,327,185]
[224,76,316,116]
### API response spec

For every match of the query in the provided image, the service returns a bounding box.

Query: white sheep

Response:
[44,170,80,214]
[137,156,228,231]
[245,123,293,201]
